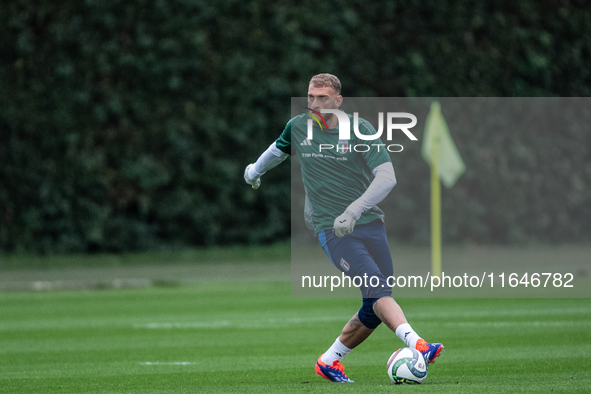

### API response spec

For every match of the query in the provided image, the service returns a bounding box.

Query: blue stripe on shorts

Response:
[318,230,333,262]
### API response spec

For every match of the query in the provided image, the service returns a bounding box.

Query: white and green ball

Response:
[387,347,428,384]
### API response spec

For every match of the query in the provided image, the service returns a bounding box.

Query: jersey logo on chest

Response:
[336,140,349,153]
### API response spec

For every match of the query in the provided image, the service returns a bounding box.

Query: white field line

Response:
[133,306,591,330]
[0,278,153,291]
[406,306,591,319]
[134,320,591,330]
[1,306,589,331]
[140,362,198,365]
[134,317,591,330]
[445,321,591,328]
[133,315,348,329]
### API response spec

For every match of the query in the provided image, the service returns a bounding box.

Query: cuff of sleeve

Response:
[344,205,363,221]
[248,165,263,180]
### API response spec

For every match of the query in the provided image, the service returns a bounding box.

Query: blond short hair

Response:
[309,73,341,94]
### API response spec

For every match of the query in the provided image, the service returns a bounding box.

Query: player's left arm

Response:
[345,162,396,219]
[333,162,396,237]
[333,118,396,237]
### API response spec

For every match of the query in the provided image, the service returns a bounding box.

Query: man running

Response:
[244,73,443,382]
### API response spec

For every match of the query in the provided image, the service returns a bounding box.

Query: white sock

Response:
[395,323,421,349]
[321,337,352,364]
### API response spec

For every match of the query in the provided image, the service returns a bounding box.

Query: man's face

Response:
[307,85,343,125]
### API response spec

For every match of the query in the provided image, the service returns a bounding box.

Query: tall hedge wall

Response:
[1,0,590,253]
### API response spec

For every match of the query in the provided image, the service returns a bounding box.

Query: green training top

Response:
[276,112,392,235]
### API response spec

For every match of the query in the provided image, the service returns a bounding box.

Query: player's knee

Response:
[358,298,382,329]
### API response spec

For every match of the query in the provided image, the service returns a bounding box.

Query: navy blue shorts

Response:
[318,220,394,328]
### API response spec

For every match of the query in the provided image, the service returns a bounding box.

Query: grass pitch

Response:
[1,279,590,393]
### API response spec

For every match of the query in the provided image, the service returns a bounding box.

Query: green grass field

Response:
[1,278,590,393]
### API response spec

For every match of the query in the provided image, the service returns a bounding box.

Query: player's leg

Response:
[363,221,444,363]
[314,310,372,382]
[372,296,407,331]
[339,311,374,348]
[372,296,443,363]
[316,227,394,382]
[319,296,383,363]
[315,230,383,382]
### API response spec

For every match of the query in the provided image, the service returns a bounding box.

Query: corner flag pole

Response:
[430,137,442,278]
[422,101,465,279]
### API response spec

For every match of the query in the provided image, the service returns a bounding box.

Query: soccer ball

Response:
[386,347,428,384]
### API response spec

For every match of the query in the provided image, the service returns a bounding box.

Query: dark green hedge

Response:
[1,0,590,252]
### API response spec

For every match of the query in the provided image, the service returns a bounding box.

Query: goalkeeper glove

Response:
[244,164,261,189]
[333,210,356,237]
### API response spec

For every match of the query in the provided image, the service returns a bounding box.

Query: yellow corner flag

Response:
[422,102,466,188]
[421,102,465,277]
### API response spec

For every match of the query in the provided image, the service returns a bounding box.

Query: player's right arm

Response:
[244,121,292,189]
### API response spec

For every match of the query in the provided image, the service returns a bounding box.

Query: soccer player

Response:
[244,73,443,383]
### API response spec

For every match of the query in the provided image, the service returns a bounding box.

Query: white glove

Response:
[244,164,261,189]
[333,210,357,237]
